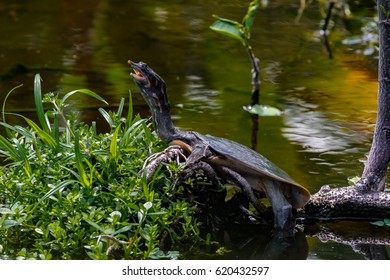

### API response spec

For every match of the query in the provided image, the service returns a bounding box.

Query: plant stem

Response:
[247,45,260,106]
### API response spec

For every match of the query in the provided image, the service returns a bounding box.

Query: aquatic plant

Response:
[0,75,208,259]
[210,0,281,116]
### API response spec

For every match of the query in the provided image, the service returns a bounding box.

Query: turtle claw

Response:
[140,145,188,181]
[141,145,223,188]
[178,161,221,185]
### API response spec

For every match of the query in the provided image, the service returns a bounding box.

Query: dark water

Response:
[0,0,389,259]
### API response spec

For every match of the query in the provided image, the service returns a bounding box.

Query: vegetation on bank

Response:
[0,75,214,260]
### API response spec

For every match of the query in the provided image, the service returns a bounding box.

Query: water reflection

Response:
[182,75,221,113]
[282,96,365,154]
[305,221,390,260]
[215,220,390,260]
[214,223,308,260]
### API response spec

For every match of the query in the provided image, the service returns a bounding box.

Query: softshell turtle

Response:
[128,60,311,234]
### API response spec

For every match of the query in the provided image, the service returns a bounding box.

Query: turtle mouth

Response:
[128,60,147,84]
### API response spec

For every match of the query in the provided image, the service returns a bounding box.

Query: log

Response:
[302,185,390,220]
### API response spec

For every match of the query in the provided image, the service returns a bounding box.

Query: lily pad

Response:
[243,104,282,116]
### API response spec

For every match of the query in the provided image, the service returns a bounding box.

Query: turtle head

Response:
[128,60,168,112]
[128,60,181,143]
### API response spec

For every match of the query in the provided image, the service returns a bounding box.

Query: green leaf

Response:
[34,74,51,133]
[110,125,122,158]
[39,180,77,202]
[61,89,108,105]
[0,208,15,215]
[113,225,133,235]
[242,0,260,36]
[2,84,24,138]
[243,104,282,116]
[23,116,57,149]
[84,219,106,233]
[99,108,114,127]
[126,90,133,127]
[210,16,245,45]
[380,5,390,18]
[3,219,20,229]
[16,142,32,177]
[0,134,20,160]
[75,131,91,188]
[372,220,385,226]
[384,218,390,226]
[117,97,125,118]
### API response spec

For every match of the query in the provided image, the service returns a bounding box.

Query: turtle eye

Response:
[140,62,148,69]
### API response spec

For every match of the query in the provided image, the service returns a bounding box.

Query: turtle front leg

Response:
[179,161,221,185]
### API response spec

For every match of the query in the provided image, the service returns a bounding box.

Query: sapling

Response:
[210,0,281,116]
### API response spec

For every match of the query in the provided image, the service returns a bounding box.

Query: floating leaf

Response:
[210,16,245,45]
[243,104,282,116]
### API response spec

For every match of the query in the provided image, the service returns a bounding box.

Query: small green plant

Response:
[371,218,390,227]
[210,0,281,116]
[380,4,390,20]
[0,74,213,259]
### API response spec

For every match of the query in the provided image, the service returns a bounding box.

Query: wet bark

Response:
[357,0,390,192]
[303,185,390,220]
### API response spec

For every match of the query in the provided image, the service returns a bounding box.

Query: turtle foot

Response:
[140,145,187,181]
[178,161,221,186]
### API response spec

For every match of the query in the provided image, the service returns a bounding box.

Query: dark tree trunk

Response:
[357,0,390,192]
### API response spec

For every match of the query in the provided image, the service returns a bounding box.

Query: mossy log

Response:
[303,185,390,220]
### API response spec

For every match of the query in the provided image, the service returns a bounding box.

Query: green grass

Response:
[0,75,210,260]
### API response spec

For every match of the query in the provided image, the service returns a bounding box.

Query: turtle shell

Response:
[193,132,311,208]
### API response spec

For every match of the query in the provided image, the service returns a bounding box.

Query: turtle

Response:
[128,60,311,235]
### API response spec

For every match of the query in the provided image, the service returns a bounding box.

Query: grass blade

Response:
[126,90,133,128]
[52,112,60,147]
[117,97,125,119]
[98,108,114,127]
[75,131,91,188]
[61,89,108,105]
[15,142,32,177]
[2,84,24,138]
[110,125,121,158]
[0,135,20,160]
[39,180,76,202]
[34,74,51,133]
[20,115,57,149]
